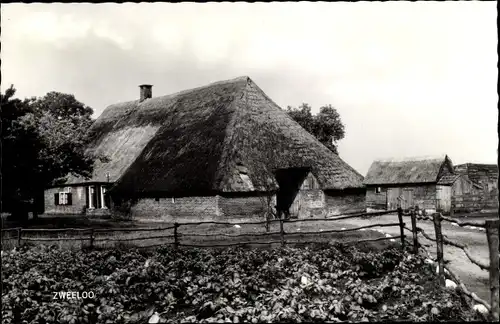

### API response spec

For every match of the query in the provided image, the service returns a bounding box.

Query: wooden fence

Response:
[398,207,500,321]
[2,208,497,319]
[1,209,402,250]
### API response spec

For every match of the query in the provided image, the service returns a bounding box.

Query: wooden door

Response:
[289,191,302,218]
[387,188,401,210]
[436,185,451,213]
[402,188,414,210]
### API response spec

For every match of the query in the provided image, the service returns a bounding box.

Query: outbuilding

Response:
[364,155,460,214]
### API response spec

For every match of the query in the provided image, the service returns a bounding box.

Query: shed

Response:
[453,163,498,212]
[363,155,456,213]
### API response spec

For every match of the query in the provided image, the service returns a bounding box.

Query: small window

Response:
[56,191,72,205]
[59,193,68,205]
[375,187,382,194]
[155,197,160,202]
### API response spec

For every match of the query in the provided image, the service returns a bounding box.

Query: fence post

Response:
[280,218,285,247]
[485,219,499,321]
[89,228,95,249]
[174,222,179,249]
[17,228,22,247]
[410,208,419,254]
[397,208,405,250]
[433,213,445,286]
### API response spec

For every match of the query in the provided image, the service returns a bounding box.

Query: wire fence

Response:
[398,207,499,322]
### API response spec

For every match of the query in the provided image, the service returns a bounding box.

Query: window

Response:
[375,187,382,194]
[155,198,160,202]
[55,188,72,206]
[59,193,68,205]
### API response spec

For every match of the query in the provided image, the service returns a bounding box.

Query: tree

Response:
[1,86,96,221]
[286,103,345,154]
[1,86,41,218]
[28,91,95,184]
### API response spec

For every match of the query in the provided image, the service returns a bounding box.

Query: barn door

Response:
[402,188,414,210]
[436,186,451,213]
[289,191,302,218]
[275,168,309,219]
[387,188,400,210]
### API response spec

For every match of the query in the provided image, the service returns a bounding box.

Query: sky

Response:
[1,2,498,175]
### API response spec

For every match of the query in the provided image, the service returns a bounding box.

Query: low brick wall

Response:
[218,195,267,219]
[130,196,219,223]
[325,190,365,216]
[129,194,270,223]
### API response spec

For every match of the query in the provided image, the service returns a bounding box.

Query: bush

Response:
[1,243,482,323]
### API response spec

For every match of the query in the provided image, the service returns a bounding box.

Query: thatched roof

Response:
[69,76,364,195]
[363,155,453,185]
[437,174,461,185]
[455,163,498,174]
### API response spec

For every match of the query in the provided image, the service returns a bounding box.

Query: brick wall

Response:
[128,195,270,223]
[130,196,219,222]
[325,190,365,216]
[218,195,268,220]
[44,186,87,215]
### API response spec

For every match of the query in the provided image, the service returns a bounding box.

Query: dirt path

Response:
[340,214,492,302]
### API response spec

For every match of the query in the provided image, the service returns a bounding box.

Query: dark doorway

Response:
[275,168,310,218]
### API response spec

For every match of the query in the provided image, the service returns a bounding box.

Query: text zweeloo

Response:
[53,291,96,299]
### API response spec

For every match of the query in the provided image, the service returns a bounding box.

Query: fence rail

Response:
[399,207,499,321]
[2,207,497,320]
[1,210,404,250]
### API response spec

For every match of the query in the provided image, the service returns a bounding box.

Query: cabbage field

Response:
[1,243,483,323]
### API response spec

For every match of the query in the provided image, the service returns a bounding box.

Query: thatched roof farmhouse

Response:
[44,76,365,221]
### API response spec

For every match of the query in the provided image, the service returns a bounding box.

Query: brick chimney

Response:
[139,84,152,102]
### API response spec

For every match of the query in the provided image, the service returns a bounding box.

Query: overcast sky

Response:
[1,2,498,175]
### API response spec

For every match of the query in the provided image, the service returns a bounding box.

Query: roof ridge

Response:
[374,155,447,163]
[158,76,249,101]
[105,76,251,111]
